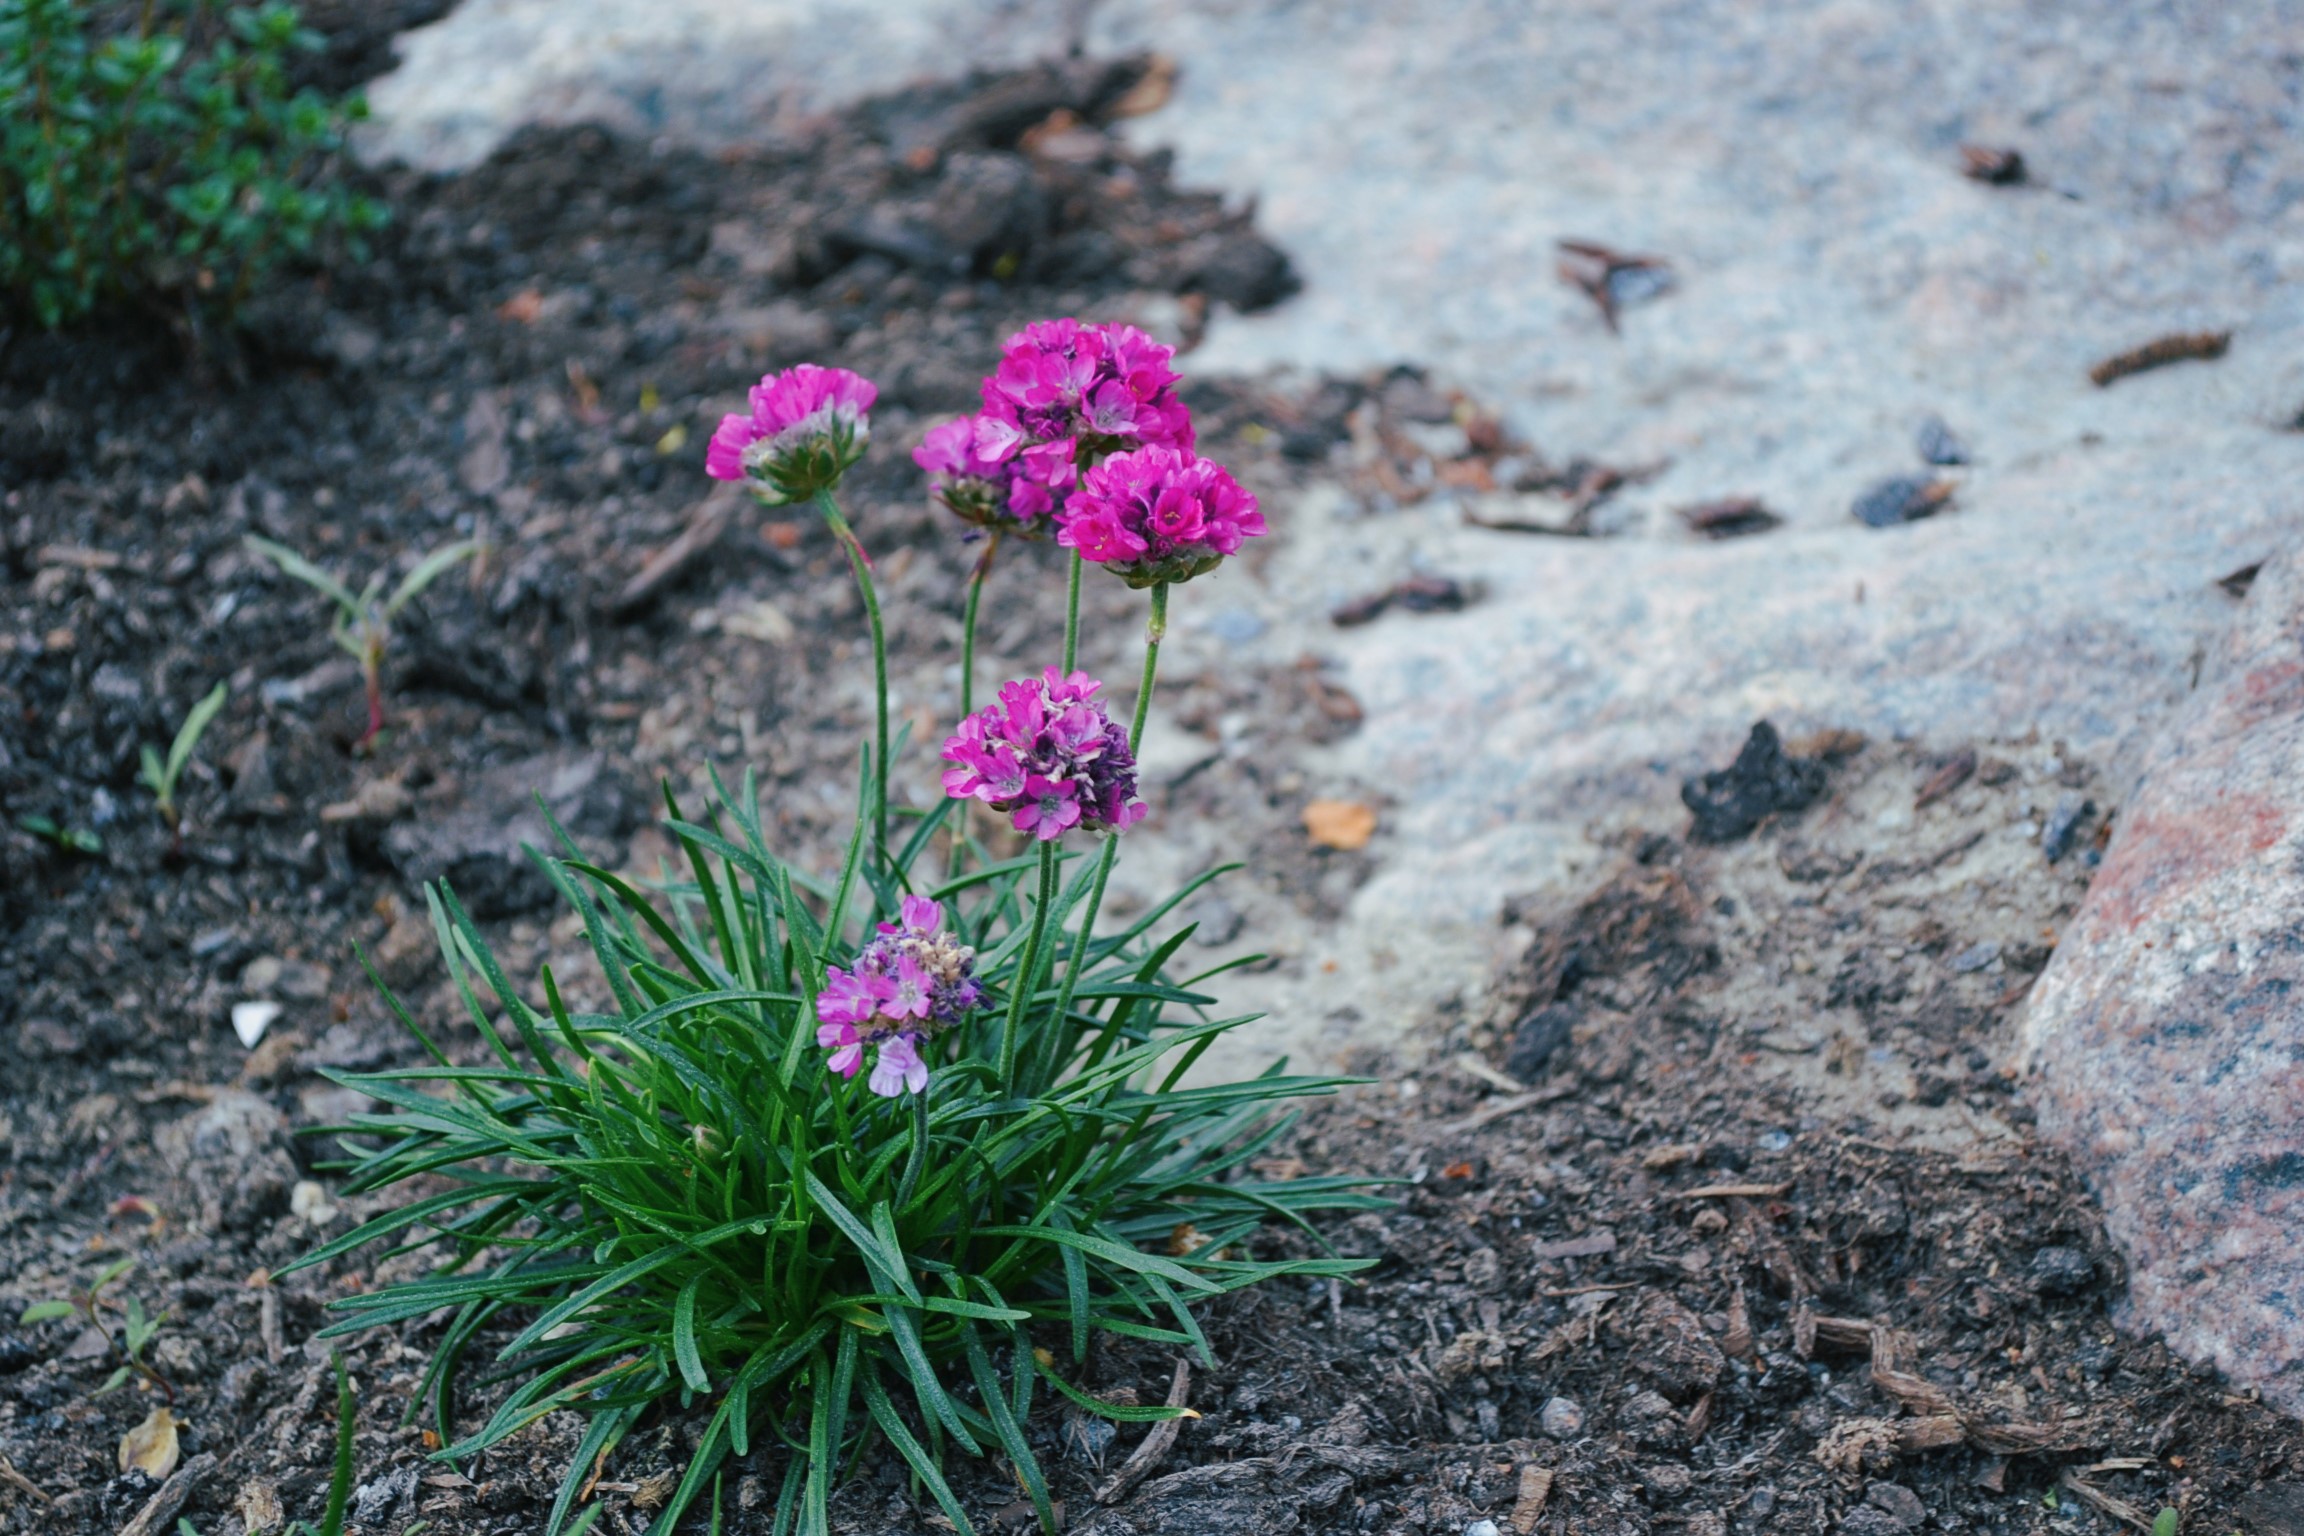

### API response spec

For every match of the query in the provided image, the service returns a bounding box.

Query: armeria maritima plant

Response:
[287,339,1368,1536]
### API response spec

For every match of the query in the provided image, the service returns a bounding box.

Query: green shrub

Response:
[0,0,384,329]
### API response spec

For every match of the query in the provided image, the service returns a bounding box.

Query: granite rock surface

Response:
[2022,553,2304,1415]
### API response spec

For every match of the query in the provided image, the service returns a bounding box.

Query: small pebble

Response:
[1850,475,1953,528]
[1915,415,1971,466]
[1465,1521,1502,1536]
[231,1000,283,1049]
[1949,940,2001,973]
[1866,1481,1928,1529]
[190,926,242,959]
[2031,1245,2095,1295]
[1059,1415,1117,1463]
[2042,792,2094,863]
[1759,1129,1793,1151]
[1539,1395,1585,1438]
[1642,1463,1694,1501]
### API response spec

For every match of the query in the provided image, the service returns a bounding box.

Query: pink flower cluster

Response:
[1057,445,1267,588]
[911,416,1061,537]
[912,320,1194,535]
[817,895,982,1097]
[707,365,877,504]
[941,667,1146,842]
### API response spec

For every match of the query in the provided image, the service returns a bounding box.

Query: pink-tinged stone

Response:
[2022,551,2304,1414]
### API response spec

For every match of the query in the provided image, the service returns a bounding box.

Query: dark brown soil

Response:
[1,23,2298,1536]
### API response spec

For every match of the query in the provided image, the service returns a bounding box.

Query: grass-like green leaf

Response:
[296,771,1380,1530]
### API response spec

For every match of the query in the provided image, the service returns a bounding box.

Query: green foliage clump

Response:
[288,776,1382,1536]
[0,0,384,329]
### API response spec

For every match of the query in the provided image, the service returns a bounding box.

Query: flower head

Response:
[708,364,877,503]
[941,666,1147,840]
[816,894,980,1097]
[929,321,1193,522]
[1057,446,1266,587]
[911,415,1060,538]
[983,320,1193,456]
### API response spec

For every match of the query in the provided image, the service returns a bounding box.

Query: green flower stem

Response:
[951,532,1002,883]
[960,532,1001,721]
[1001,841,1060,1092]
[1061,551,1083,672]
[1129,583,1169,751]
[894,1090,930,1211]
[816,489,888,869]
[1044,583,1169,1080]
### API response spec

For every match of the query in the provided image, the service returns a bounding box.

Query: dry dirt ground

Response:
[1,26,2300,1536]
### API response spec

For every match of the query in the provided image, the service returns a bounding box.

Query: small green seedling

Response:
[140,681,229,831]
[19,1258,172,1401]
[17,815,102,855]
[2153,1509,2180,1536]
[243,535,477,748]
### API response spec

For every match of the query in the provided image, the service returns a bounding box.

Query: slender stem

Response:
[1001,842,1060,1093]
[1061,552,1083,672]
[359,652,384,749]
[951,533,1000,883]
[817,490,888,870]
[960,536,997,718]
[1044,582,1169,1077]
[893,1089,929,1211]
[1129,583,1169,753]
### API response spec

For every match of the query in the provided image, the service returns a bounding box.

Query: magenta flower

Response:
[869,1035,929,1098]
[978,320,1194,464]
[914,321,1194,538]
[911,416,1060,538]
[1056,446,1267,588]
[815,893,981,1097]
[707,364,878,504]
[941,667,1147,841]
[816,1019,864,1079]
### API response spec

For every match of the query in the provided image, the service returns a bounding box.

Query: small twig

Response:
[2056,1469,2156,1534]
[1093,1360,1192,1504]
[1446,1076,1580,1133]
[259,1283,282,1364]
[2089,330,2230,388]
[1672,1182,1793,1200]
[0,1453,52,1506]
[116,1451,217,1536]
[1541,1282,1640,1297]
[1451,1052,1527,1094]
[612,488,736,614]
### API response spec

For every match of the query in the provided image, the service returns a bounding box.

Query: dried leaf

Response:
[1303,799,1378,850]
[1721,1285,1755,1361]
[235,1477,285,1533]
[119,1406,183,1480]
[1165,1223,1211,1257]
[1510,1464,1553,1533]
